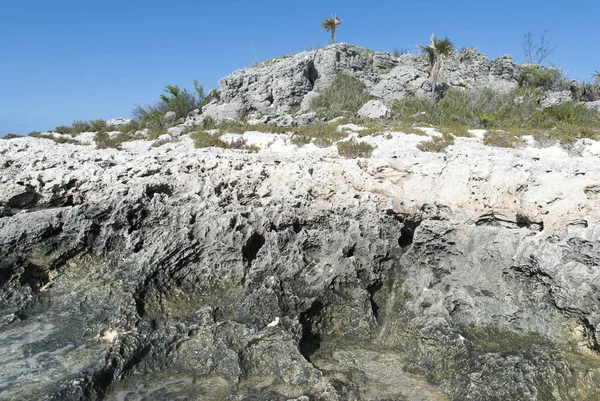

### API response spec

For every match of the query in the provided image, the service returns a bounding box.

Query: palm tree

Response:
[322,15,341,45]
[419,34,455,99]
[594,71,600,85]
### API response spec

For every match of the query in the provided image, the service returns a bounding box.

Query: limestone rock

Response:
[357,100,392,119]
[541,90,573,108]
[2,128,600,400]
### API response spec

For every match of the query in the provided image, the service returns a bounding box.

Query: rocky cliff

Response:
[1,125,600,400]
[201,43,528,122]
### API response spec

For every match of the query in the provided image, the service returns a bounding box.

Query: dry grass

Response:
[417,133,455,152]
[337,140,375,158]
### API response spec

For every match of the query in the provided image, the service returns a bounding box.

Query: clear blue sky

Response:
[1,0,598,135]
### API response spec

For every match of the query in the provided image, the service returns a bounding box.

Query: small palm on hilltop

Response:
[419,34,455,99]
[322,15,341,45]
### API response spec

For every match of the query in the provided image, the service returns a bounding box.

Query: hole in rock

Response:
[367,281,382,320]
[7,192,41,209]
[398,220,421,248]
[242,232,265,266]
[299,300,324,361]
[145,183,173,199]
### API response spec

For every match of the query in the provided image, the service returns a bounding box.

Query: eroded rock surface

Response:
[1,134,600,400]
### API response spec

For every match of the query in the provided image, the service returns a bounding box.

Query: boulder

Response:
[296,112,319,126]
[357,100,392,119]
[267,114,295,127]
[541,90,573,108]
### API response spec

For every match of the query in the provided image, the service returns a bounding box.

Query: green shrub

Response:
[337,140,375,158]
[533,102,598,126]
[417,133,455,152]
[71,120,92,134]
[483,130,524,148]
[54,125,72,135]
[310,74,371,119]
[517,65,567,90]
[2,133,23,139]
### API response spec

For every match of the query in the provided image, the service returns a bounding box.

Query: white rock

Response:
[357,100,391,119]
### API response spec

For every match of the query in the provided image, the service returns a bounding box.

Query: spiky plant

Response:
[594,71,600,85]
[322,15,341,45]
[419,34,455,99]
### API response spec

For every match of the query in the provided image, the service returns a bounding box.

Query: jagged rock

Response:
[541,90,573,108]
[357,100,392,119]
[583,100,600,112]
[267,114,295,127]
[295,112,318,126]
[2,119,600,400]
[106,117,131,126]
[164,111,177,120]
[212,44,522,120]
[202,101,247,122]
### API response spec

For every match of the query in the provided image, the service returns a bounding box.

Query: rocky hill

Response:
[1,44,600,400]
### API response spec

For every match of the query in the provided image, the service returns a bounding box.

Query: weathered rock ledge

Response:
[1,132,600,400]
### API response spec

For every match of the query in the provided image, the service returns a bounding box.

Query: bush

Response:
[2,133,23,139]
[310,74,371,119]
[517,65,567,90]
[337,140,375,158]
[417,133,455,152]
[133,80,208,138]
[54,125,72,135]
[533,102,598,126]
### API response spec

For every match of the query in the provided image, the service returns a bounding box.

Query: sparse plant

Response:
[523,30,556,65]
[290,134,312,147]
[337,139,375,158]
[393,48,408,57]
[30,132,81,145]
[322,15,341,44]
[483,130,524,148]
[310,74,370,119]
[190,130,230,149]
[594,71,600,84]
[417,133,455,152]
[419,34,455,99]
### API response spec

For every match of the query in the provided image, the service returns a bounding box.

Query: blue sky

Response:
[1,0,598,135]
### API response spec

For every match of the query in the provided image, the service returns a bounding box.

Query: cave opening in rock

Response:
[398,220,421,248]
[242,232,265,266]
[299,300,324,361]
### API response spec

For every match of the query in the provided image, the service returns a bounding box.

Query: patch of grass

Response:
[29,132,82,145]
[190,130,230,149]
[310,73,371,120]
[294,122,348,143]
[416,133,455,152]
[2,133,23,139]
[94,131,144,149]
[337,140,375,158]
[533,101,598,126]
[437,123,473,137]
[482,130,524,148]
[290,134,312,147]
[365,49,376,55]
